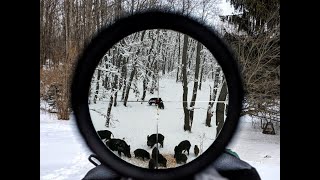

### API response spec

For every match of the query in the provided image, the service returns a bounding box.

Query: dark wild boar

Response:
[151,147,160,159]
[106,138,131,158]
[174,153,188,164]
[149,159,155,169]
[147,133,164,148]
[194,145,199,156]
[174,140,191,155]
[134,149,150,161]
[97,130,114,141]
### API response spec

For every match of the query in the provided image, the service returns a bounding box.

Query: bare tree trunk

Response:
[113,43,122,107]
[216,80,228,137]
[162,52,166,75]
[75,0,81,52]
[105,93,113,128]
[188,41,195,70]
[169,37,177,72]
[118,58,124,91]
[82,0,87,45]
[150,60,158,94]
[123,62,137,107]
[87,0,93,36]
[181,2,192,130]
[131,0,134,14]
[115,0,122,21]
[189,42,202,129]
[114,0,126,103]
[40,0,45,66]
[93,68,101,104]
[176,33,181,82]
[58,0,73,120]
[167,52,172,73]
[206,67,220,126]
[211,63,214,79]
[113,74,119,106]
[121,57,127,100]
[121,76,127,100]
[93,0,99,32]
[104,52,111,90]
[199,56,206,90]
[161,39,168,75]
[205,86,213,127]
[142,77,147,101]
[182,34,190,131]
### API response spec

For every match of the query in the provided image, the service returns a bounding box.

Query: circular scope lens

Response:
[71,11,243,180]
[89,29,228,169]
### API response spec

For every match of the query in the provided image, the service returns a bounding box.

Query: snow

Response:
[219,0,235,16]
[40,110,93,180]
[227,115,280,180]
[40,79,280,179]
[40,111,279,180]
[89,79,218,168]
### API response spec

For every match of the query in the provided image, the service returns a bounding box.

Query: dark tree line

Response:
[40,0,228,136]
[221,0,280,133]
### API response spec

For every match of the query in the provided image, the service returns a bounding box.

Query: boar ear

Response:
[147,135,149,139]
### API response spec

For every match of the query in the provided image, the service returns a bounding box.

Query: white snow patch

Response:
[40,110,93,180]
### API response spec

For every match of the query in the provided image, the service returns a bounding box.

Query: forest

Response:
[40,0,280,134]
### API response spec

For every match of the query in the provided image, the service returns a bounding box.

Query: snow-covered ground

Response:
[40,110,93,180]
[90,78,219,168]
[41,76,279,179]
[40,111,279,180]
[227,116,280,180]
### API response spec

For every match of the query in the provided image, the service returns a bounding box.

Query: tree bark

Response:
[123,63,136,107]
[93,68,101,104]
[176,33,181,82]
[141,77,147,101]
[199,55,206,90]
[189,42,202,129]
[113,73,119,107]
[40,0,45,66]
[104,52,110,90]
[216,80,228,137]
[121,57,127,100]
[162,51,166,75]
[113,43,122,107]
[105,93,113,128]
[206,67,220,127]
[149,60,158,94]
[205,86,213,127]
[182,34,190,131]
